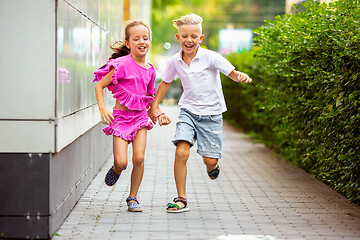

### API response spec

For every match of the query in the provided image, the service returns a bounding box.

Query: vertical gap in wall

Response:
[54,0,58,153]
[51,0,59,236]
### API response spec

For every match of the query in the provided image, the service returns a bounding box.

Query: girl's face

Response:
[176,24,204,56]
[125,24,151,58]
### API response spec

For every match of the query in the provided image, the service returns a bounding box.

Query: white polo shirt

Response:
[162,46,235,115]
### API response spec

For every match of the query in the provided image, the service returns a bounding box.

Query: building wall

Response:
[0,0,151,238]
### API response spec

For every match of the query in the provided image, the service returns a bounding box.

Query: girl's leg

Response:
[113,136,129,174]
[168,140,190,210]
[129,128,147,198]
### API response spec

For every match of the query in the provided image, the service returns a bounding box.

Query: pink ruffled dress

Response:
[93,54,156,142]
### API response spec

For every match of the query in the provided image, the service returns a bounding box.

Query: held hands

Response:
[157,112,171,126]
[99,107,114,125]
[148,106,171,126]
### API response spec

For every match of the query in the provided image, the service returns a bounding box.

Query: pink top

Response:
[93,54,156,111]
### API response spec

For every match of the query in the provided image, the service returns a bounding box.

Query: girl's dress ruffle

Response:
[93,59,154,110]
[103,121,153,142]
[93,59,120,84]
[108,85,154,110]
[93,63,108,83]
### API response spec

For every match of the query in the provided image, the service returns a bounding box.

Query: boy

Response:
[149,13,252,213]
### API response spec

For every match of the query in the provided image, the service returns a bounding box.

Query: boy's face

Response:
[176,24,204,56]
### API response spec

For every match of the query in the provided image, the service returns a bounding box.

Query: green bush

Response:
[222,50,273,141]
[222,0,360,204]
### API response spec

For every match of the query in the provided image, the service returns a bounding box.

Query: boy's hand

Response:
[158,114,171,126]
[228,70,252,83]
[99,107,114,125]
[237,72,252,83]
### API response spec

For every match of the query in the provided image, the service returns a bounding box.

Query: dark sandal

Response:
[208,165,220,180]
[104,166,120,186]
[167,197,189,213]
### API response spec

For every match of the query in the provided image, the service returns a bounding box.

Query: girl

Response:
[93,20,170,212]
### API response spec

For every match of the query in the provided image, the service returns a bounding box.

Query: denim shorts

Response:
[172,108,223,159]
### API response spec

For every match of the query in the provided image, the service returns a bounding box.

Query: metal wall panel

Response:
[0,153,50,239]
[0,153,50,215]
[0,121,55,153]
[0,0,55,120]
[0,217,49,239]
[56,105,100,152]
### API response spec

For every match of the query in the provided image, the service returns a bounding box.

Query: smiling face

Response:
[176,23,204,57]
[125,24,151,58]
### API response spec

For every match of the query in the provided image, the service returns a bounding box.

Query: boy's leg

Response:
[203,156,220,180]
[195,114,223,179]
[174,140,191,198]
[167,140,190,211]
[168,109,195,211]
[203,157,218,172]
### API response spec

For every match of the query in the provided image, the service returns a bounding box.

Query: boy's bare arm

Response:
[149,81,171,124]
[228,70,252,83]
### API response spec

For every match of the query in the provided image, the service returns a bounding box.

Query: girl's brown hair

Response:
[109,20,151,60]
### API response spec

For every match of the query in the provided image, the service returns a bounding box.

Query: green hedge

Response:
[222,0,360,204]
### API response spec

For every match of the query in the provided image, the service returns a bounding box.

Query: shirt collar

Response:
[177,45,204,62]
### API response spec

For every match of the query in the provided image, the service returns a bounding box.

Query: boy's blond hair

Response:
[172,13,203,29]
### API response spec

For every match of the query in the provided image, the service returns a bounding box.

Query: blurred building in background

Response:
[286,0,334,13]
[217,0,334,54]
[209,0,286,53]
[0,0,151,239]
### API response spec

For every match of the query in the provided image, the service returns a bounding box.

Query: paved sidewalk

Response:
[53,105,360,240]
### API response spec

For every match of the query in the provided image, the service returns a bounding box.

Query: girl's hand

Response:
[237,72,252,83]
[99,107,114,125]
[158,114,171,126]
[148,106,158,124]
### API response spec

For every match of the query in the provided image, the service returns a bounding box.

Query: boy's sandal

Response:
[104,166,120,186]
[167,197,189,213]
[126,197,143,212]
[208,165,220,180]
